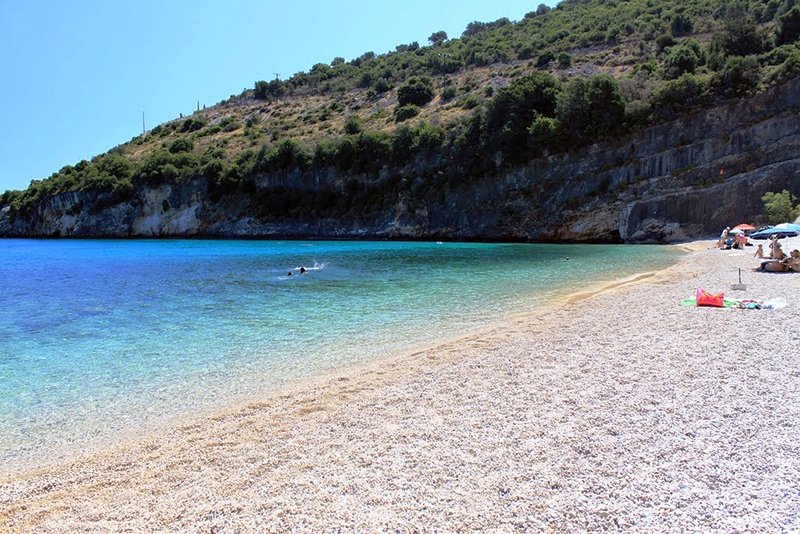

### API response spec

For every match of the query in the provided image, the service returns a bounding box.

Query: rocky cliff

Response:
[3,77,800,243]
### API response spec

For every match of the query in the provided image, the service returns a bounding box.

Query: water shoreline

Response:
[0,240,683,474]
[5,238,798,531]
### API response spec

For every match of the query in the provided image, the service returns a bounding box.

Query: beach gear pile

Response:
[681,288,787,310]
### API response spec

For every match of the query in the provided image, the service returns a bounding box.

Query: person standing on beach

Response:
[719,227,730,249]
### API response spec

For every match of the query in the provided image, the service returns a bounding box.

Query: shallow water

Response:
[0,239,683,464]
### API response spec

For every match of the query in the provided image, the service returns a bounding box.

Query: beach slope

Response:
[2,241,799,532]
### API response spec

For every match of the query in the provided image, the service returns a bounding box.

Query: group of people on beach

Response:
[719,226,799,272]
[753,236,800,273]
[717,226,748,250]
[754,235,800,272]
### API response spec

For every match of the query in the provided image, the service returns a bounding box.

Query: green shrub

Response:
[718,16,764,58]
[413,123,445,153]
[716,55,760,97]
[180,117,205,133]
[354,131,393,171]
[778,7,800,45]
[271,140,310,170]
[245,114,260,128]
[656,34,676,52]
[536,51,555,68]
[97,154,133,180]
[394,104,421,122]
[169,137,194,154]
[651,73,709,119]
[527,115,557,152]
[460,94,480,109]
[663,45,699,79]
[344,115,362,135]
[372,77,391,94]
[441,86,458,101]
[774,50,800,82]
[671,13,693,36]
[427,53,462,74]
[397,76,435,107]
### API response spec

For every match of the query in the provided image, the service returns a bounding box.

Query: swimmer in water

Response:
[287,271,293,277]
[300,267,306,274]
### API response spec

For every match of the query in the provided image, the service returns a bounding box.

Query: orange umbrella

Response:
[732,223,756,231]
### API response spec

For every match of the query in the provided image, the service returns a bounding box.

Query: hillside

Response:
[2,0,800,241]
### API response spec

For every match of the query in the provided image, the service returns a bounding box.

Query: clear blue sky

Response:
[0,0,557,193]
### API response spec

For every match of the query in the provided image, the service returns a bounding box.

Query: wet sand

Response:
[2,239,799,532]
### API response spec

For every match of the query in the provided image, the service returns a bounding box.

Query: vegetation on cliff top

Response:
[3,0,800,220]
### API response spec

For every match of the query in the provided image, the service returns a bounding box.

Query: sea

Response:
[0,239,683,466]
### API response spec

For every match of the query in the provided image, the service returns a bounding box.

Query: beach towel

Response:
[680,296,788,309]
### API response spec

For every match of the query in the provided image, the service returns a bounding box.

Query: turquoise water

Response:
[0,239,682,465]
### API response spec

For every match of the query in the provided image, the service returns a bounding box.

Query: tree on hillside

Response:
[671,13,693,36]
[717,55,761,97]
[557,75,626,143]
[720,15,764,57]
[463,21,489,38]
[777,7,800,45]
[762,190,799,224]
[484,72,562,162]
[97,154,133,180]
[254,79,286,100]
[395,42,420,53]
[428,31,448,46]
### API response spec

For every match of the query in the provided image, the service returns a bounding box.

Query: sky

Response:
[0,0,557,193]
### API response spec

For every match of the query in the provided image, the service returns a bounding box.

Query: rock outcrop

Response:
[3,77,800,242]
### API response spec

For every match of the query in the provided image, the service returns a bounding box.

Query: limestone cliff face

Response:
[3,77,800,242]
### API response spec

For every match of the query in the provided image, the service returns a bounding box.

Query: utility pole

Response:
[142,111,146,134]
[197,100,200,112]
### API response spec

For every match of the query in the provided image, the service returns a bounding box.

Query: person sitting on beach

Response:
[754,244,764,258]
[786,250,800,272]
[735,232,747,249]
[768,235,785,259]
[773,242,786,260]
[756,250,799,272]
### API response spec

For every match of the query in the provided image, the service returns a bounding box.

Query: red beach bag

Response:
[696,288,724,307]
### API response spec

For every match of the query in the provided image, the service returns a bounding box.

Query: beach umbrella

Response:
[749,226,799,240]
[732,223,756,231]
[774,222,800,232]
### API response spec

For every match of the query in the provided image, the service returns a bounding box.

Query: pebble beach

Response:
[1,239,799,532]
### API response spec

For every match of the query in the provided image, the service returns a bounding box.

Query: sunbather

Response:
[756,249,800,272]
